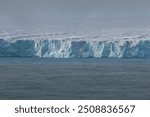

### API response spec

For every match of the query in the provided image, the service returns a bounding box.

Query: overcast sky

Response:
[0,0,150,29]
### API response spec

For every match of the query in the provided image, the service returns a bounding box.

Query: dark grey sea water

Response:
[0,58,150,100]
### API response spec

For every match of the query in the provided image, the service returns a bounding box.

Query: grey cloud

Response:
[0,0,150,29]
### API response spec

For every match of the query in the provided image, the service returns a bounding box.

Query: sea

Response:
[0,57,150,100]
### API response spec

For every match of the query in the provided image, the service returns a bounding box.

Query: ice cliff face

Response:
[0,29,150,58]
[0,38,150,58]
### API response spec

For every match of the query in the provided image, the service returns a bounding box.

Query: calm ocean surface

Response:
[0,58,150,100]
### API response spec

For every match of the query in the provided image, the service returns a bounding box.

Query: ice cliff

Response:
[0,30,150,58]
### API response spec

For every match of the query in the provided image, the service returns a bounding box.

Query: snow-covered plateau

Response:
[0,29,150,58]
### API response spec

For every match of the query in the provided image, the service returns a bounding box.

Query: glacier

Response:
[0,29,150,58]
[0,38,150,58]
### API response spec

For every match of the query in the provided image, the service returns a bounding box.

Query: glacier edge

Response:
[0,39,150,58]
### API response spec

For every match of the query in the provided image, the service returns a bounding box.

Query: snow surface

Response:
[0,28,150,58]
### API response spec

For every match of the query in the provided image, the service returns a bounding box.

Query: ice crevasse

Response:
[0,38,150,58]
